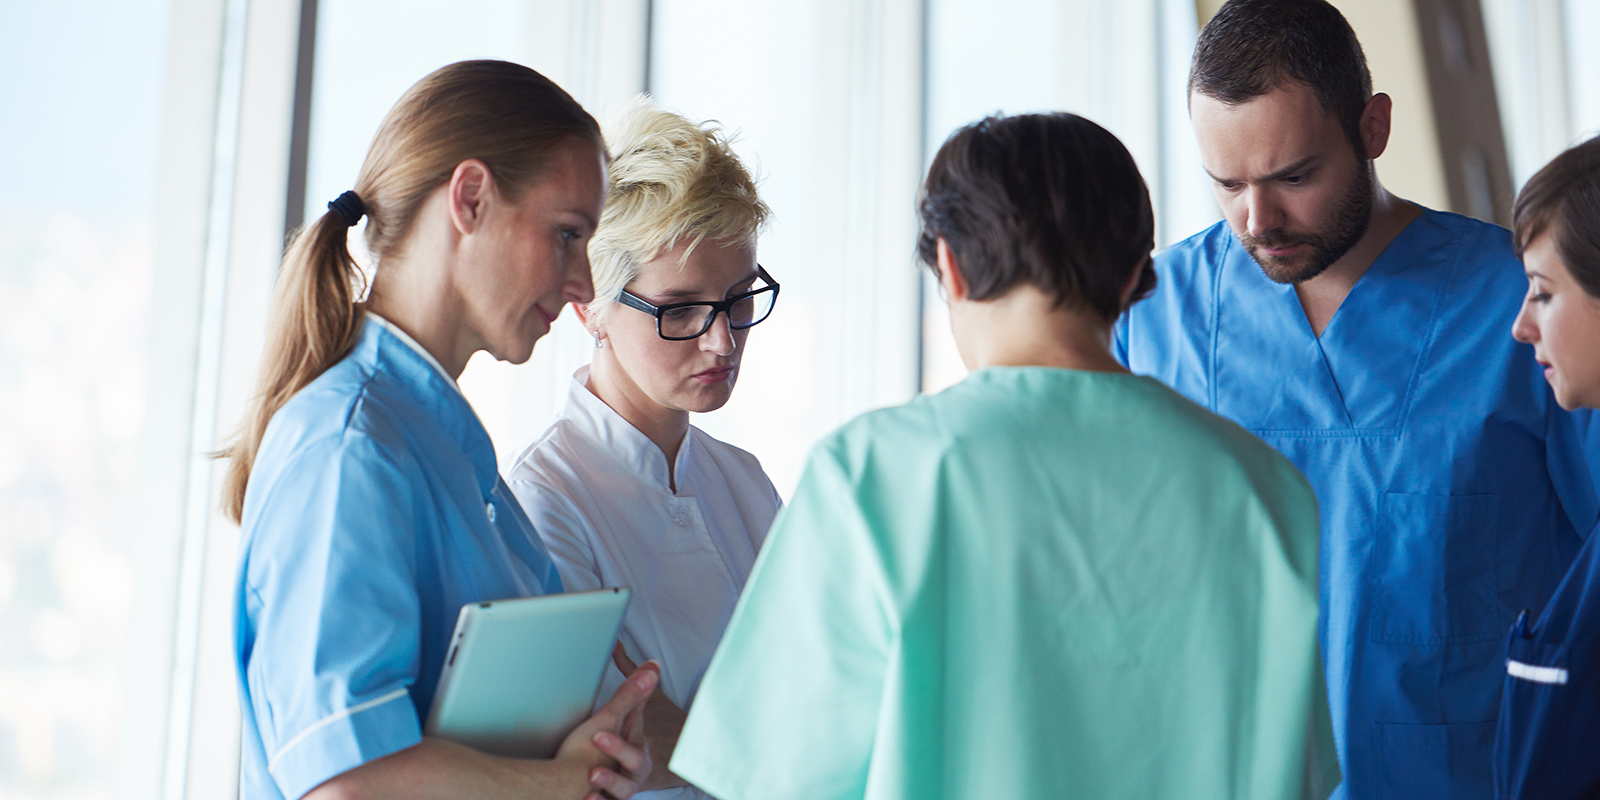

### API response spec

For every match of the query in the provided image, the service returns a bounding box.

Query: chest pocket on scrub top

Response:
[1370,492,1502,645]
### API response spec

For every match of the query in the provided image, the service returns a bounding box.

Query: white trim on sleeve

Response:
[1507,659,1569,685]
[267,687,412,773]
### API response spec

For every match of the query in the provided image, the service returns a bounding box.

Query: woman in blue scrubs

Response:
[219,61,657,800]
[1497,134,1600,799]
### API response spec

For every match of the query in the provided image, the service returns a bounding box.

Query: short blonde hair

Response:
[588,97,769,316]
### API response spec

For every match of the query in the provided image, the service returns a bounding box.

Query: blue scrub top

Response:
[1116,210,1600,800]
[233,317,561,800]
[1495,517,1600,799]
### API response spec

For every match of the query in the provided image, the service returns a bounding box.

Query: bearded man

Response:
[1116,1,1600,798]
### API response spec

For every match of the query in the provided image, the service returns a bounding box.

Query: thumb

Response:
[613,641,639,676]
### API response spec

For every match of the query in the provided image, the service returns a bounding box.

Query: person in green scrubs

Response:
[669,112,1341,800]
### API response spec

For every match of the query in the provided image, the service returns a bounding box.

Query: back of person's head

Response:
[915,112,1155,322]
[587,97,768,317]
[1191,0,1373,157]
[1513,135,1600,296]
[221,59,602,523]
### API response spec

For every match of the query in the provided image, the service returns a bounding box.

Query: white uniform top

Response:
[507,367,780,799]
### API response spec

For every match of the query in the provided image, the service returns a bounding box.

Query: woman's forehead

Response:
[632,240,757,293]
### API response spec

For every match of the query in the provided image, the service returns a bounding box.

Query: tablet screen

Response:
[423,587,631,758]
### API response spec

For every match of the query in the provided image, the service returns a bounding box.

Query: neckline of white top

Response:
[564,365,695,496]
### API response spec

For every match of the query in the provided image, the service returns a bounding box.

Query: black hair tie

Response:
[328,190,366,227]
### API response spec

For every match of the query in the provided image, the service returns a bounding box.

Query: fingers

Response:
[622,682,648,747]
[587,766,639,800]
[559,661,661,762]
[612,642,639,676]
[593,729,650,776]
[586,665,658,798]
[594,661,659,730]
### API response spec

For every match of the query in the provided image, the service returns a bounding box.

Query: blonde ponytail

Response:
[218,60,602,523]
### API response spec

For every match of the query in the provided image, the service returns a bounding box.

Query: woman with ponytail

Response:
[222,60,657,800]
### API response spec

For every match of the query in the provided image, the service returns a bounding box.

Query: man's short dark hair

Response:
[1190,0,1373,157]
[1513,135,1600,297]
[915,113,1155,322]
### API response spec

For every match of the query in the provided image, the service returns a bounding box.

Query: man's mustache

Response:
[1242,231,1314,250]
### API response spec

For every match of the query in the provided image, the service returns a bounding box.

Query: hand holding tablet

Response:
[425,588,634,759]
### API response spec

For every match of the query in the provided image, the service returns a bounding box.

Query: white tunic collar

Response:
[563,365,693,494]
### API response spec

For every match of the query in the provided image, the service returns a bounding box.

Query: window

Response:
[0,2,184,798]
[0,2,1221,797]
[1482,0,1600,190]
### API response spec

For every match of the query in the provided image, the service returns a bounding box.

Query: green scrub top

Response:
[672,367,1340,800]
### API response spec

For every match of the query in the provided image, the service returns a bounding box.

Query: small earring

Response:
[593,332,603,349]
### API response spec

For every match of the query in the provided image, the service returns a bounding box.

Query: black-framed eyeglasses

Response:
[617,265,780,341]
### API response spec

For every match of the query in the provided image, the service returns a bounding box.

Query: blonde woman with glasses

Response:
[507,99,781,800]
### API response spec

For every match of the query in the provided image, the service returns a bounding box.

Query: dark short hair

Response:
[1513,135,1600,297]
[1190,0,1373,157]
[915,113,1155,322]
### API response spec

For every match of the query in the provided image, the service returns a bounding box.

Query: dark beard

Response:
[1242,163,1374,284]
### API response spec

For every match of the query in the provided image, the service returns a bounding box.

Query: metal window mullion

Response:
[163,0,250,797]
[283,0,319,241]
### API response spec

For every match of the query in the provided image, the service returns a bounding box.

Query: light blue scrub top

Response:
[234,316,561,800]
[1115,210,1600,800]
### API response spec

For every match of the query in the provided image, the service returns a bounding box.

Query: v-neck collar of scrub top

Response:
[1213,210,1464,433]
[365,311,461,395]
[361,311,499,499]
[562,365,693,496]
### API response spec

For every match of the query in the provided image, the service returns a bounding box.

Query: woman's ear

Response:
[447,159,494,235]
[936,238,969,302]
[573,303,603,341]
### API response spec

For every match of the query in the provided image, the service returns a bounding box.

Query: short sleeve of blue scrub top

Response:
[234,319,560,800]
[239,430,432,798]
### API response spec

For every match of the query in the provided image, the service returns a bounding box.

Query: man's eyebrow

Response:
[1262,156,1319,182]
[1205,155,1320,184]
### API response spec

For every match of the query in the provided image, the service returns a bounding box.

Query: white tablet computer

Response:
[423,587,631,759]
